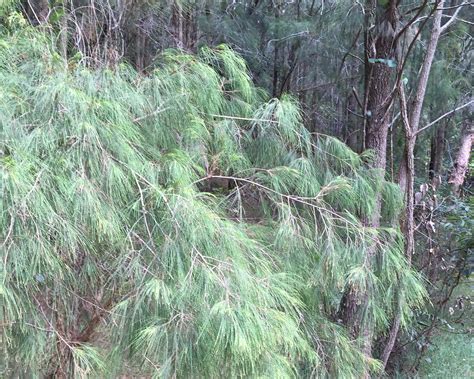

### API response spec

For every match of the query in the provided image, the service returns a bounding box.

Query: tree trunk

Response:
[429,122,447,181]
[382,1,446,370]
[449,122,473,196]
[340,0,399,366]
[172,1,184,49]
[346,86,360,152]
[136,24,147,71]
[398,0,445,194]
[272,44,279,97]
[272,4,281,98]
[59,0,69,62]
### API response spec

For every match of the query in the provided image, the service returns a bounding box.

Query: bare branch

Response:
[440,1,465,31]
[438,1,474,10]
[398,82,412,137]
[416,99,474,135]
[206,114,278,123]
[454,17,474,26]
[352,86,364,110]
[395,0,429,44]
[133,107,169,123]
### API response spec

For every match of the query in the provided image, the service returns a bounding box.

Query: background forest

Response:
[0,0,472,378]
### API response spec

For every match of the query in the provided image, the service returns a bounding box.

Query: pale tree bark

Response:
[397,0,467,189]
[403,0,446,249]
[397,0,446,194]
[59,0,69,62]
[382,0,459,370]
[449,122,473,195]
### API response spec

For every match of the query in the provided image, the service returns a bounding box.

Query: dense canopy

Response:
[0,1,472,378]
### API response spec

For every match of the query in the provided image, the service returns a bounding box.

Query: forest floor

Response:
[416,278,473,378]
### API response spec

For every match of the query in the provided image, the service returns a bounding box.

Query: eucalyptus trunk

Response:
[383,1,447,369]
[449,121,473,196]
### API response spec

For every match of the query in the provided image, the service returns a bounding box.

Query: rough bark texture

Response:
[363,3,399,169]
[449,122,473,195]
[340,0,399,366]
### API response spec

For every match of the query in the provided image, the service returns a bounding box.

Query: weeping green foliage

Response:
[1,29,426,378]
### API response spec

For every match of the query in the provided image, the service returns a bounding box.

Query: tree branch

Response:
[416,99,473,135]
[395,0,429,44]
[440,1,465,32]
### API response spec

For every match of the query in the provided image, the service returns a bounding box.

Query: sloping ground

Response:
[416,279,474,378]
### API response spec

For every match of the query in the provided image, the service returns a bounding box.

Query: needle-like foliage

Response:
[1,29,426,378]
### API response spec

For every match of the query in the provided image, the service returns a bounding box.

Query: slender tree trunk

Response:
[398,0,445,194]
[59,0,68,62]
[172,1,184,49]
[280,42,300,94]
[380,84,416,375]
[272,43,279,97]
[136,18,147,71]
[429,123,447,181]
[449,122,473,196]
[346,84,360,152]
[272,3,281,98]
[382,1,446,370]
